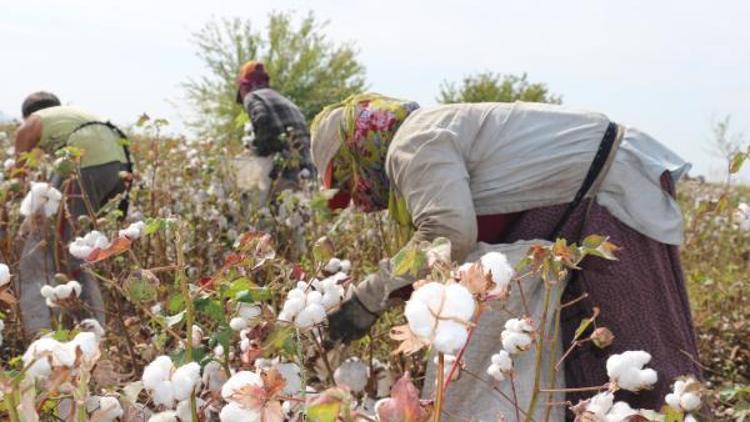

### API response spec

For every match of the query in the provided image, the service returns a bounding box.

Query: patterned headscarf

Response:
[311,93,419,212]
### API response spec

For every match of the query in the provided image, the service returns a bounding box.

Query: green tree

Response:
[437,72,561,104]
[183,12,367,144]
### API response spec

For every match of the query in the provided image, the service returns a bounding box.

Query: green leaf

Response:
[573,316,594,341]
[236,287,272,303]
[223,277,254,300]
[307,400,341,422]
[144,218,164,236]
[262,325,295,356]
[393,246,427,277]
[661,405,684,422]
[731,152,747,174]
[194,297,226,322]
[167,294,186,313]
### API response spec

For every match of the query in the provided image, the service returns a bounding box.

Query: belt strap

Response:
[548,122,624,240]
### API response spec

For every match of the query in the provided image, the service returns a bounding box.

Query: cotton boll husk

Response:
[221,371,263,400]
[151,380,176,407]
[606,401,638,422]
[440,283,475,321]
[334,358,369,393]
[433,320,469,354]
[142,356,174,389]
[171,362,201,401]
[0,263,10,286]
[404,299,436,338]
[219,401,261,422]
[229,317,248,331]
[411,282,445,314]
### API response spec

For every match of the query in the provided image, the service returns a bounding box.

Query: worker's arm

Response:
[14,115,43,174]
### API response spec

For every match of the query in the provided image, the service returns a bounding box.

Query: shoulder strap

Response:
[70,120,133,172]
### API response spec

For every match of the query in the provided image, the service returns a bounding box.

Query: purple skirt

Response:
[500,179,701,413]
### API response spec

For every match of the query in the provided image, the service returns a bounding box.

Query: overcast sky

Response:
[2,0,748,179]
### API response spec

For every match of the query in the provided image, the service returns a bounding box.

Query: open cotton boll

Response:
[79,318,106,340]
[152,381,176,407]
[504,318,534,333]
[433,320,469,354]
[176,398,205,421]
[23,337,61,378]
[20,182,62,217]
[487,350,513,381]
[276,362,302,396]
[306,290,323,305]
[606,401,638,422]
[229,317,248,331]
[282,297,305,317]
[148,410,178,422]
[53,284,73,300]
[0,263,10,287]
[67,280,82,297]
[606,351,658,392]
[334,358,369,393]
[340,259,352,273]
[119,221,145,240]
[69,231,112,259]
[221,371,263,400]
[584,392,614,419]
[321,290,342,309]
[410,282,446,315]
[294,303,326,329]
[237,303,261,319]
[95,396,124,422]
[404,299,436,338]
[191,325,203,347]
[171,362,201,401]
[219,401,261,422]
[665,378,702,412]
[142,356,175,389]
[324,258,342,273]
[70,332,99,360]
[440,283,475,321]
[501,330,533,354]
[40,285,55,299]
[202,361,227,395]
[479,251,514,294]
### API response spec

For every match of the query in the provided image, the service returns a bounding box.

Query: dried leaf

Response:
[458,262,492,295]
[86,237,133,263]
[0,287,18,306]
[390,324,429,356]
[376,372,429,422]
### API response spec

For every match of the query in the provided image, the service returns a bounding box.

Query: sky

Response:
[1,0,748,179]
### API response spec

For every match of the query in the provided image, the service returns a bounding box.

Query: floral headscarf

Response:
[313,94,420,212]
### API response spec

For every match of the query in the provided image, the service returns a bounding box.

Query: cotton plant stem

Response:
[543,304,563,422]
[434,352,445,422]
[509,371,522,422]
[295,329,308,398]
[442,304,486,391]
[175,225,193,361]
[190,391,199,422]
[538,384,609,394]
[525,282,554,421]
[314,327,336,385]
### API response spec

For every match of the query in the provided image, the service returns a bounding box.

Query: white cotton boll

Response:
[480,251,514,294]
[504,318,534,334]
[585,392,614,419]
[684,415,698,422]
[433,320,469,355]
[295,281,308,291]
[501,331,533,354]
[176,398,205,422]
[411,282,446,315]
[296,303,327,329]
[491,350,513,373]
[288,288,305,301]
[681,393,701,412]
[202,361,226,394]
[20,183,62,217]
[322,290,342,309]
[240,337,251,352]
[23,337,61,378]
[229,317,248,331]
[53,283,73,300]
[0,263,10,287]
[45,297,58,308]
[40,285,55,299]
[3,158,13,171]
[277,311,292,323]
[221,371,263,400]
[68,241,94,260]
[71,332,99,360]
[219,401,261,422]
[441,283,475,321]
[606,351,658,392]
[404,299,436,338]
[282,297,305,317]
[171,362,201,401]
[95,396,124,422]
[149,411,178,422]
[334,358,369,393]
[119,221,145,240]
[305,290,323,305]
[324,258,342,273]
[142,356,174,389]
[276,362,302,396]
[340,260,351,273]
[151,380,176,407]
[606,401,638,422]
[79,318,106,340]
[666,378,702,412]
[238,303,261,320]
[214,344,225,359]
[67,280,82,297]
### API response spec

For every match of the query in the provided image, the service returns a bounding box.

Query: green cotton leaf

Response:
[144,218,164,236]
[167,294,186,313]
[224,277,255,300]
[194,297,225,322]
[235,287,273,303]
[573,316,594,341]
[731,152,747,174]
[262,325,295,356]
[661,405,685,422]
[211,325,234,352]
[392,247,427,277]
[165,311,185,327]
[135,113,150,127]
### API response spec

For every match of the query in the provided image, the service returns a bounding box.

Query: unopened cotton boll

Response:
[229,317,248,331]
[606,351,658,392]
[479,252,514,292]
[171,362,201,401]
[334,358,369,393]
[0,263,10,287]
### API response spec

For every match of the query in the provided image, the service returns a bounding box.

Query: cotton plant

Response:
[20,182,62,218]
[403,281,476,355]
[141,356,201,409]
[23,332,100,379]
[40,280,82,307]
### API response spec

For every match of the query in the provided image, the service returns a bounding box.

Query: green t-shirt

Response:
[34,106,127,168]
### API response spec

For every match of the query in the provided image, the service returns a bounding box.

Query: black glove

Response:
[327,294,380,344]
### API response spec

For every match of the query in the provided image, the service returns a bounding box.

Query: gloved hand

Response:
[327,294,379,343]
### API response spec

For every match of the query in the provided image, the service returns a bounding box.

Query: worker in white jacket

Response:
[310,94,701,415]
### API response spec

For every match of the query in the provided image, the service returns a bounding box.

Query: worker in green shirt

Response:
[14,91,133,334]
